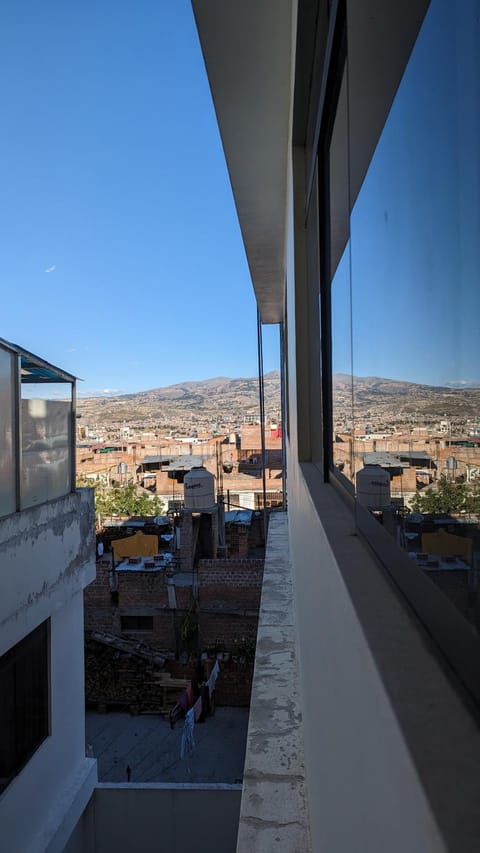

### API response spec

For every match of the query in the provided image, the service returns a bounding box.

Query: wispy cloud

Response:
[444,379,480,388]
[44,265,56,273]
[77,388,124,399]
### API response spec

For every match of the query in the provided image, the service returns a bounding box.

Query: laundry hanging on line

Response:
[180,707,195,759]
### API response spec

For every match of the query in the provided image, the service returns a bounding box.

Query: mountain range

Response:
[334,374,480,420]
[77,371,282,427]
[76,371,480,429]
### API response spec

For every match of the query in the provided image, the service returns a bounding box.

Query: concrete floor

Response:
[86,707,249,784]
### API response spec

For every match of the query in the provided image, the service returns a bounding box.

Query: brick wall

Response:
[198,558,264,610]
[116,570,168,608]
[226,524,249,557]
[84,553,264,708]
[84,560,113,608]
[199,611,258,651]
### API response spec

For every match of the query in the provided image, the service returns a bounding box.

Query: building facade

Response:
[5,2,480,850]
[0,340,97,853]
[192,1,480,850]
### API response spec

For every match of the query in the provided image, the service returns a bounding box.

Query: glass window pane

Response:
[21,383,72,508]
[306,164,323,463]
[330,65,354,484]
[0,347,16,517]
[349,0,480,629]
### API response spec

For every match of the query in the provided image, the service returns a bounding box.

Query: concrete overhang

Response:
[192,0,295,324]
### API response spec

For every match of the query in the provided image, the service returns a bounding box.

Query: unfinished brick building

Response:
[84,507,266,712]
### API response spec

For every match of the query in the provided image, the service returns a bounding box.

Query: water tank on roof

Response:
[184,467,216,511]
[356,465,391,510]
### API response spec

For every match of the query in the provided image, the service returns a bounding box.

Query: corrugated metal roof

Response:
[397,451,433,461]
[142,454,205,470]
[362,452,409,468]
[0,336,77,383]
[225,510,253,526]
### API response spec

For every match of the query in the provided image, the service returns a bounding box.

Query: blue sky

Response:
[0,1,279,395]
[332,0,480,388]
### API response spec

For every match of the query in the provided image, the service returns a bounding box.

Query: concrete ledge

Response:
[236,512,311,852]
[42,758,97,853]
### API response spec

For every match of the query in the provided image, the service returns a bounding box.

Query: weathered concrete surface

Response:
[236,512,311,852]
[0,488,97,853]
[0,488,95,652]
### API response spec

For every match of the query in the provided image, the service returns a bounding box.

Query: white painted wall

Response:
[0,489,97,853]
[65,784,241,853]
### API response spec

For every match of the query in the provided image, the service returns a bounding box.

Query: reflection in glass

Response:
[21,382,72,508]
[329,63,354,484]
[0,347,16,517]
[347,0,480,629]
[331,246,354,482]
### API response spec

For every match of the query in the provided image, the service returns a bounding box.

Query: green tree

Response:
[90,483,165,519]
[410,475,470,514]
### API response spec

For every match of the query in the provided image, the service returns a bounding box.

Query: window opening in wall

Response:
[0,620,50,793]
[120,615,154,632]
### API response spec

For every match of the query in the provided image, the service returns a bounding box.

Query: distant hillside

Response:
[333,374,480,419]
[77,370,480,429]
[77,371,281,427]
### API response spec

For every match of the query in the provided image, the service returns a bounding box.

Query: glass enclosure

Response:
[0,340,75,518]
[330,0,480,630]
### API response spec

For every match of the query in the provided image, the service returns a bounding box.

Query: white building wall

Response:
[67,784,241,853]
[0,489,97,853]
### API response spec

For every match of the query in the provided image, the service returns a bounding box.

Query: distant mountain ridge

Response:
[76,370,480,427]
[77,371,281,426]
[333,374,480,419]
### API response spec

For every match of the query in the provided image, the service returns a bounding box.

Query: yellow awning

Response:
[111,531,158,560]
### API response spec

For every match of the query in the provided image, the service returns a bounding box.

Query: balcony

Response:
[236,511,311,851]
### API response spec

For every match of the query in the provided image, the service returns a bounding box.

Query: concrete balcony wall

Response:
[65,784,242,853]
[236,512,311,852]
[0,488,95,653]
